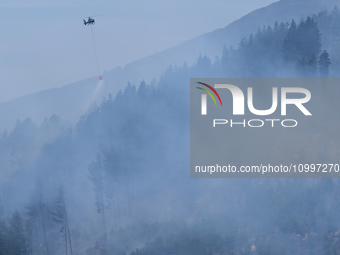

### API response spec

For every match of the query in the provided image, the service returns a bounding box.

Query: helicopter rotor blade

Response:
[83,14,101,18]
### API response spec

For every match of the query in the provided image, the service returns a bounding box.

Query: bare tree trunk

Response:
[102,207,106,236]
[65,221,68,255]
[41,209,50,255]
[66,220,73,255]
[100,185,107,235]
[112,192,118,230]
[34,221,41,255]
[126,179,133,218]
[32,221,38,255]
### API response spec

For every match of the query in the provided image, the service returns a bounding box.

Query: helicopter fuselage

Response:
[83,18,95,26]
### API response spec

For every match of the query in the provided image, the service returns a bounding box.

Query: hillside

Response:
[0,0,338,132]
[0,1,340,253]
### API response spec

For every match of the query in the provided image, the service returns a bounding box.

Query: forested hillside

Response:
[1,0,340,134]
[0,7,340,255]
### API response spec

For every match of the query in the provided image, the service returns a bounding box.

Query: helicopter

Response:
[83,17,95,26]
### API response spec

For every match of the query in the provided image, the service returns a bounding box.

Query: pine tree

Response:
[282,19,298,61]
[282,18,321,66]
[24,220,33,255]
[297,17,321,59]
[25,179,50,255]
[319,50,331,77]
[51,185,72,255]
[331,6,340,45]
[7,211,28,255]
[220,45,229,74]
[307,54,318,77]
[88,155,107,236]
[192,54,212,77]
[0,199,6,255]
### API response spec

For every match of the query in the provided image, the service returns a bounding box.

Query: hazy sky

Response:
[1,0,277,103]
